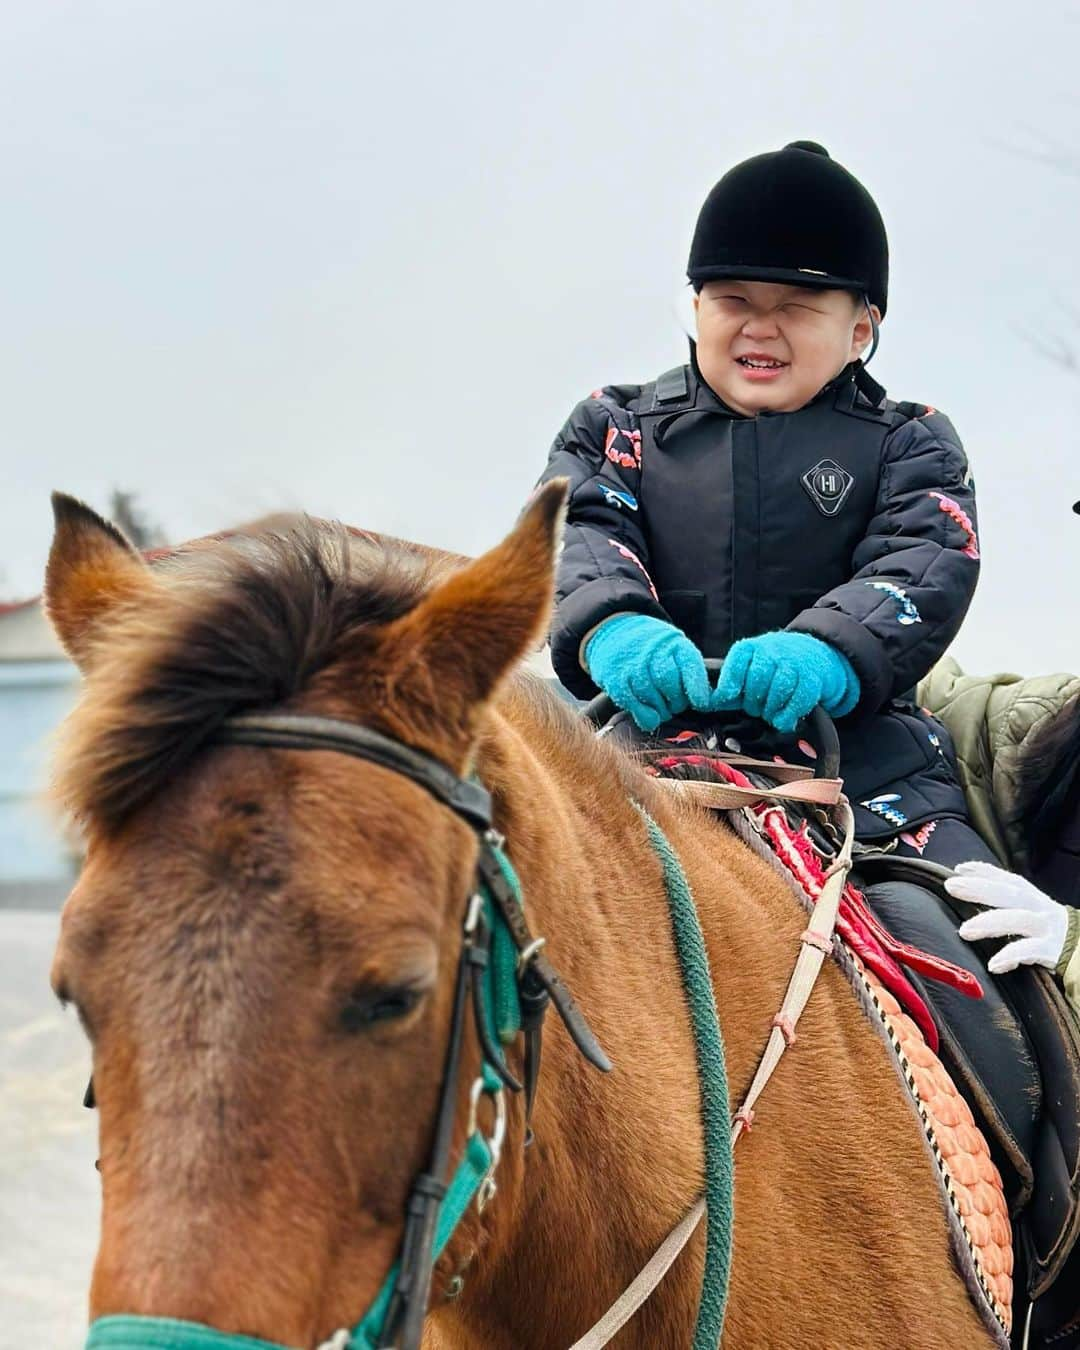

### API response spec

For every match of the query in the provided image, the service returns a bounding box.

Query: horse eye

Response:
[340,988,421,1033]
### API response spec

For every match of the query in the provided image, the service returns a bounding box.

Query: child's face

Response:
[693,280,878,415]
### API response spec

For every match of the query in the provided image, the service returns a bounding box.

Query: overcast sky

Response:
[2,1,1079,674]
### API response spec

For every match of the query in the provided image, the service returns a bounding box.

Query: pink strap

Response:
[800,928,834,954]
[772,1012,797,1046]
[733,1104,755,1133]
[730,800,854,1149]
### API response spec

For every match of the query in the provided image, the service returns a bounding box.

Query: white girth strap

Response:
[568,793,855,1350]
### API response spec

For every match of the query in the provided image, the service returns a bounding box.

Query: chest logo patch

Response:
[802,458,855,517]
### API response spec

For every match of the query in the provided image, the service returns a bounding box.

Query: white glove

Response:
[947,861,1069,974]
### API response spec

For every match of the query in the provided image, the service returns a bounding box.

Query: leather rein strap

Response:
[221,715,492,1349]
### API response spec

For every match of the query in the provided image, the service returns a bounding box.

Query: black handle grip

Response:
[582,656,841,781]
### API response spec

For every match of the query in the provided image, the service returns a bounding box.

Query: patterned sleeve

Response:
[537,386,669,698]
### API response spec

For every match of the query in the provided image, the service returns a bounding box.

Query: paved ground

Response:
[0,910,99,1349]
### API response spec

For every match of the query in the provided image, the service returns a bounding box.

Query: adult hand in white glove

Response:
[947,861,1069,974]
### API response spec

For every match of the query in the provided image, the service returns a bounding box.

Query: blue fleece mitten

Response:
[584,614,712,733]
[711,631,860,734]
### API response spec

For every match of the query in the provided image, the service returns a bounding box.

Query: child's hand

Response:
[584,614,712,733]
[948,862,1072,974]
[711,631,859,734]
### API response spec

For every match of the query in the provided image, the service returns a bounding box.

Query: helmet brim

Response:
[688,263,869,299]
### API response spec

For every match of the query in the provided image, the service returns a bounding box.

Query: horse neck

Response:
[447,688,1002,1350]
[454,689,714,1345]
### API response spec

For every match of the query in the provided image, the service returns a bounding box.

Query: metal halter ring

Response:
[468,1076,507,1212]
[463,892,485,937]
[516,936,547,972]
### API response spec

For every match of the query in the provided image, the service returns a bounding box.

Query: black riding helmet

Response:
[687,141,889,317]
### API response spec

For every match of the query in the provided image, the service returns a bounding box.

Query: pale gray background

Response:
[1,4,1079,1345]
[0,913,96,1348]
[1,1,1079,672]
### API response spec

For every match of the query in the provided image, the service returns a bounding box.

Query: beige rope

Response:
[567,1200,707,1350]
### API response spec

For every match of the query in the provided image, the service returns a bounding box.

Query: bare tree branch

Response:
[1014,323,1080,373]
[990,120,1080,181]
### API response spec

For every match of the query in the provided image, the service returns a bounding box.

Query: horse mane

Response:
[54,520,462,832]
[1016,691,1080,866]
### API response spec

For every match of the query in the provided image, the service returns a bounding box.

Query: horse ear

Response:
[44,493,154,671]
[388,480,568,724]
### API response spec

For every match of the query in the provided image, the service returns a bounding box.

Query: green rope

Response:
[638,806,734,1349]
[492,912,521,1044]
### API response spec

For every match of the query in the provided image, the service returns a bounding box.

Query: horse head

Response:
[44,482,567,1348]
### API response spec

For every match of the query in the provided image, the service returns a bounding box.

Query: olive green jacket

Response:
[919,657,1080,1008]
[919,657,1080,871]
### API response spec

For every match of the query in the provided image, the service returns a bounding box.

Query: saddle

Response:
[644,745,1080,1345]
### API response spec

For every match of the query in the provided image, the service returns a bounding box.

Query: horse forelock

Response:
[53,520,450,833]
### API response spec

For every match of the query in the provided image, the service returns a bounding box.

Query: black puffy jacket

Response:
[538,362,982,839]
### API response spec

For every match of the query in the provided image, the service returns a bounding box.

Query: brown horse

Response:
[45,483,995,1349]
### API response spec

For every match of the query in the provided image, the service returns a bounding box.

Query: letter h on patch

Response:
[802,459,855,517]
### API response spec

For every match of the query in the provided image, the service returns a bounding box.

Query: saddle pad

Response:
[857,957,1013,1337]
[723,804,1014,1344]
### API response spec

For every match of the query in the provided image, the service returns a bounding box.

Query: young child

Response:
[538,140,994,868]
